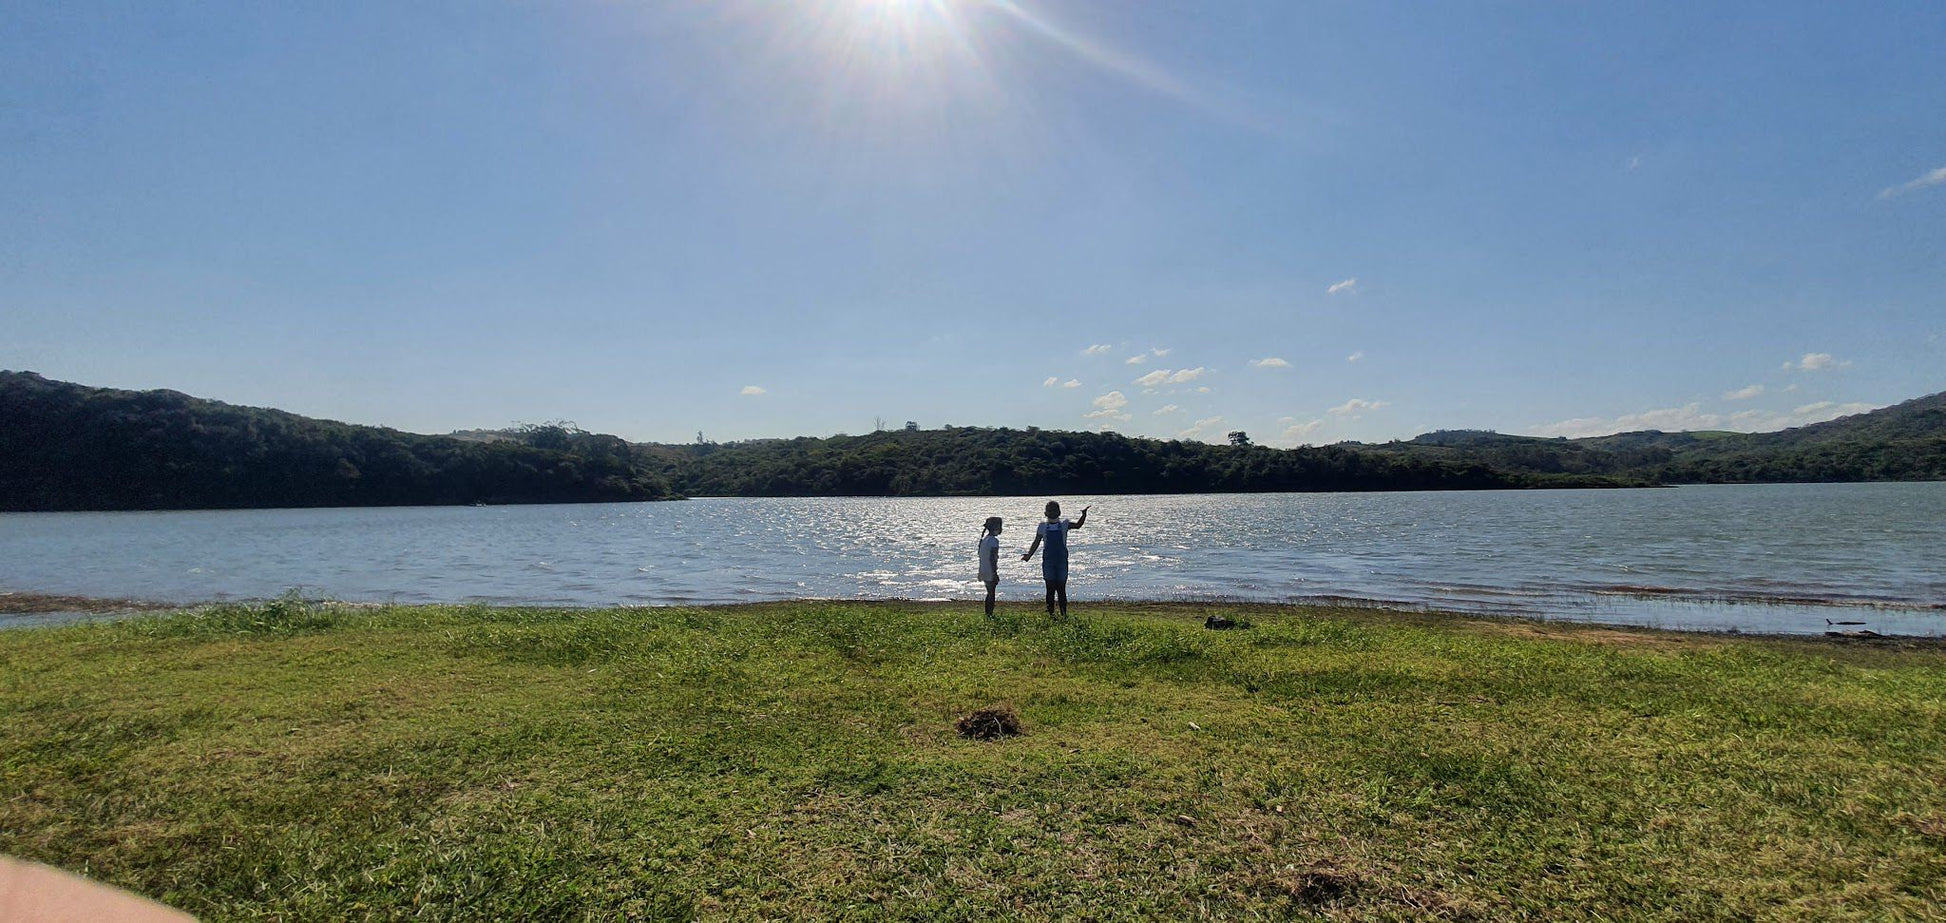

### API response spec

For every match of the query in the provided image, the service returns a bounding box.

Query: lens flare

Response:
[710,0,1280,153]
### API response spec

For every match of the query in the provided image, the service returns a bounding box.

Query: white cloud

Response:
[1134,367,1210,386]
[1787,352,1851,372]
[1153,404,1181,415]
[1280,419,1325,445]
[1249,357,1291,369]
[1722,384,1765,401]
[1090,391,1128,411]
[1346,351,1365,363]
[1327,277,1359,296]
[1195,386,1212,393]
[1177,416,1225,440]
[739,385,767,396]
[1151,347,1172,357]
[1126,354,1149,366]
[1042,376,1060,387]
[1878,165,1946,200]
[1529,400,1881,438]
[1084,391,1131,421]
[1062,379,1081,389]
[1327,398,1390,416]
[1082,344,1112,356]
[1530,404,1719,438]
[1787,401,1877,421]
[1626,154,1644,172]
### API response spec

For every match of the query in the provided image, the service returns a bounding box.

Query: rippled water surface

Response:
[3,483,1943,635]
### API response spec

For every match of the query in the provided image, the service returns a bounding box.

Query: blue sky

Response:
[5,0,1943,445]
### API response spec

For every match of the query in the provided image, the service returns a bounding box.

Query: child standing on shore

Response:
[1022,501,1088,618]
[978,516,1003,616]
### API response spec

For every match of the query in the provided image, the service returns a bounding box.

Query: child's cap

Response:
[984,516,1003,531]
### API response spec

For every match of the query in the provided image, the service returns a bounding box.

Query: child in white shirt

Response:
[978,516,1003,616]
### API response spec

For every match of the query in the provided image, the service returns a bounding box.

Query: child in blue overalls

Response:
[1021,500,1088,618]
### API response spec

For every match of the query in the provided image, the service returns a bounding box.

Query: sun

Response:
[782,0,994,113]
[834,0,978,66]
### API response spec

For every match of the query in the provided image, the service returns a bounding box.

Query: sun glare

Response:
[758,0,1000,137]
[713,0,1265,157]
[826,0,982,81]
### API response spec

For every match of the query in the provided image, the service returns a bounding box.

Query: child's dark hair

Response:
[981,516,1003,536]
[1045,500,1061,519]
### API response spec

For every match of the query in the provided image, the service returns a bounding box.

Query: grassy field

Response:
[2,600,1943,921]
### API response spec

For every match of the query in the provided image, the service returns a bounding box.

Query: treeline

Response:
[0,372,675,511]
[639,427,1642,497]
[1373,393,1946,485]
[638,392,1946,496]
[5,371,1940,512]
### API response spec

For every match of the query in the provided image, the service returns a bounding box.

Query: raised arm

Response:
[1071,505,1091,530]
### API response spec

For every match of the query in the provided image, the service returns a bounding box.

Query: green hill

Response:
[1383,393,1946,484]
[1648,393,1946,483]
[636,427,1632,497]
[4,372,1940,511]
[0,372,675,511]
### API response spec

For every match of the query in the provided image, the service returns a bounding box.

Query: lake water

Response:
[2,483,1942,636]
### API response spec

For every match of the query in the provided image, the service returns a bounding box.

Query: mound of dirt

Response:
[1275,864,1361,907]
[955,704,1022,740]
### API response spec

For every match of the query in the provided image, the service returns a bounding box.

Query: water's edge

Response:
[5,486,1941,637]
[3,590,1940,641]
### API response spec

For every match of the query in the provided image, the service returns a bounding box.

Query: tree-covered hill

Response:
[0,372,675,511]
[5,372,1940,512]
[1378,393,1946,484]
[1646,393,1946,482]
[636,427,1636,497]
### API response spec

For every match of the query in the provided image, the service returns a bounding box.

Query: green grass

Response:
[3,600,1944,921]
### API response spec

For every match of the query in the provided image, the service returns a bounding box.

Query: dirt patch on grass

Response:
[955,704,1022,740]
[1463,620,1717,651]
[1897,811,1946,840]
[1451,611,1946,652]
[1253,860,1484,920]
[1815,633,1946,652]
[1275,863,1359,905]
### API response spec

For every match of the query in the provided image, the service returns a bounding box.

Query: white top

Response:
[978,534,1000,581]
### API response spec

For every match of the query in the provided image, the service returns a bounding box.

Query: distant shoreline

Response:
[20,478,1946,514]
[2,480,1663,515]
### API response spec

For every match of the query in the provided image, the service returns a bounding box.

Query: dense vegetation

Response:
[638,427,1628,496]
[0,372,674,511]
[635,392,1944,496]
[4,371,1941,511]
[3,600,1942,919]
[1374,392,1946,485]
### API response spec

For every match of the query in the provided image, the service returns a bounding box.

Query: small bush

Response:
[117,591,338,639]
